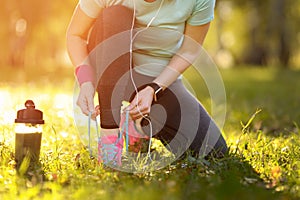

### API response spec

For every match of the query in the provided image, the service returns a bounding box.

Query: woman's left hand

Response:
[127,86,155,120]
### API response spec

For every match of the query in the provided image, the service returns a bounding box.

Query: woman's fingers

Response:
[77,97,99,120]
[129,104,150,120]
[128,87,154,120]
[76,82,95,116]
[91,105,100,120]
[77,96,91,115]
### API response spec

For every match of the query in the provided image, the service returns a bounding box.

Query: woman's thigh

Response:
[135,78,227,158]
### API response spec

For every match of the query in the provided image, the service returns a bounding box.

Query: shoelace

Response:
[88,110,153,164]
[88,112,123,165]
[120,110,153,162]
[99,134,123,165]
[120,109,130,152]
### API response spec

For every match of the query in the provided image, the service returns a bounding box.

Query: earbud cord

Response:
[129,0,165,161]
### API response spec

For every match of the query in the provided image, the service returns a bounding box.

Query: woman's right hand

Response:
[77,82,97,117]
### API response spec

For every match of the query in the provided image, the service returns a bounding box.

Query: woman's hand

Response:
[77,82,99,119]
[127,86,155,120]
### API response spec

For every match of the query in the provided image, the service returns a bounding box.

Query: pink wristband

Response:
[75,64,96,86]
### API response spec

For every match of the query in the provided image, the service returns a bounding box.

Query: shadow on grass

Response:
[154,152,289,200]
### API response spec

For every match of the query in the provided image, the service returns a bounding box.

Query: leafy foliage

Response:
[0,67,299,199]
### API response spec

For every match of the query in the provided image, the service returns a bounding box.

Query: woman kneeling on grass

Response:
[66,0,228,167]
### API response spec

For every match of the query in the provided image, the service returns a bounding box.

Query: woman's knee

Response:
[88,5,134,52]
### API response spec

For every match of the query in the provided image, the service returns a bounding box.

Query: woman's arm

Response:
[66,4,98,66]
[66,5,100,116]
[153,22,211,88]
[128,22,211,119]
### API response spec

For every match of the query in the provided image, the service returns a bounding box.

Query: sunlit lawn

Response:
[0,66,299,199]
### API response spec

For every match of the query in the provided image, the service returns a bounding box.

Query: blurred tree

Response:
[0,0,299,69]
[216,0,299,68]
[0,0,77,68]
[2,0,49,68]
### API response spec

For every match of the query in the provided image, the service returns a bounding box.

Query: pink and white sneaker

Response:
[98,134,123,166]
[120,112,150,153]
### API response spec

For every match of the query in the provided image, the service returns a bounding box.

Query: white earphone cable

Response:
[129,0,165,161]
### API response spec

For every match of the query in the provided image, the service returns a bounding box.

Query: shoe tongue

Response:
[101,135,118,144]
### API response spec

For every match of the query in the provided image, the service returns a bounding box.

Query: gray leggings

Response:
[87,5,227,157]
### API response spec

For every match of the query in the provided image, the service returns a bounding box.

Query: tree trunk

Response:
[276,0,290,67]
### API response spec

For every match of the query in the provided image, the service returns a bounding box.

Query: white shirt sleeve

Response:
[187,0,216,26]
[79,0,102,18]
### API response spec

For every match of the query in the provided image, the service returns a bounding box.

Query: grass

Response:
[0,66,299,199]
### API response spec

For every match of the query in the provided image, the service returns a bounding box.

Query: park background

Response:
[1,0,300,69]
[0,0,300,199]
